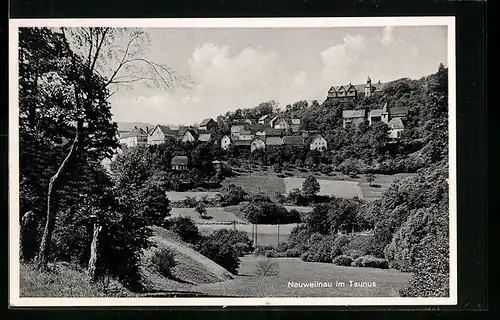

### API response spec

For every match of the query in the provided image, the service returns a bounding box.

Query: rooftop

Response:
[342,109,366,119]
[283,136,305,145]
[171,155,189,165]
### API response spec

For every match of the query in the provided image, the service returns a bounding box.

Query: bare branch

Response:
[103,33,142,88]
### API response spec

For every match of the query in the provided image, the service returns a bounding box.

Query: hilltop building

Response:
[119,127,148,148]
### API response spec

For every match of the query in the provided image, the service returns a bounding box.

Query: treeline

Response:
[279,159,449,297]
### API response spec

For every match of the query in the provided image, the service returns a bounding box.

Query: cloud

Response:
[320,34,368,84]
[381,26,394,46]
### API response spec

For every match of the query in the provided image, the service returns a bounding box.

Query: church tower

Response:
[364,76,372,97]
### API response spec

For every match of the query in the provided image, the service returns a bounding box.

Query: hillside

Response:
[139,226,234,292]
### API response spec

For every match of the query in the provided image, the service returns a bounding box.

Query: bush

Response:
[331,234,350,258]
[253,245,275,257]
[302,234,336,263]
[254,259,279,276]
[351,255,389,269]
[182,196,198,208]
[209,229,253,252]
[195,238,240,274]
[332,255,353,266]
[234,242,252,257]
[150,247,177,278]
[285,248,303,258]
[219,184,247,206]
[264,249,286,258]
[344,234,373,258]
[245,193,272,203]
[163,216,200,244]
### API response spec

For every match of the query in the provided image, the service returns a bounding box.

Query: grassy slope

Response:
[196,256,412,297]
[20,262,131,297]
[140,226,234,292]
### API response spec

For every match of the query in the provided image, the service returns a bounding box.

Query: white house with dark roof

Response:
[309,134,328,152]
[388,118,405,139]
[291,118,301,132]
[180,129,198,143]
[342,109,367,128]
[147,125,179,145]
[274,118,289,130]
[258,114,271,125]
[120,127,148,148]
[171,155,189,171]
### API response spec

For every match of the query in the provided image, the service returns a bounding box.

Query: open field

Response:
[284,177,363,198]
[166,191,219,202]
[221,175,286,199]
[195,256,412,297]
[170,207,247,223]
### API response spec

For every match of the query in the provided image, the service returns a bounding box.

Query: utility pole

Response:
[277,222,280,248]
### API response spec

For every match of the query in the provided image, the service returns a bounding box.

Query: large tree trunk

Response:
[37,125,80,268]
[87,222,102,282]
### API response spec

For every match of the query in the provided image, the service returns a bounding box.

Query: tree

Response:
[195,201,207,219]
[365,173,376,186]
[302,175,320,198]
[21,27,188,270]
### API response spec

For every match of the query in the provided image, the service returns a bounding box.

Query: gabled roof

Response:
[258,114,270,121]
[199,118,214,126]
[283,136,304,145]
[328,86,337,93]
[251,137,265,144]
[171,155,188,165]
[342,109,366,119]
[390,107,409,115]
[198,133,212,142]
[154,125,179,137]
[120,127,147,139]
[264,128,284,136]
[233,139,252,146]
[181,129,198,139]
[369,109,383,117]
[388,118,405,129]
[265,136,283,145]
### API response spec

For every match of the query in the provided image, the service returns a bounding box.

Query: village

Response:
[118,76,409,166]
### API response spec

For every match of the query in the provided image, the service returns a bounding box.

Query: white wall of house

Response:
[274,119,289,130]
[221,136,231,150]
[181,131,196,143]
[310,136,327,151]
[389,128,404,139]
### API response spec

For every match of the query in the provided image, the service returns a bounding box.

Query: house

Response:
[283,136,304,147]
[238,130,254,141]
[265,136,283,146]
[309,134,328,152]
[198,133,212,142]
[250,138,266,152]
[274,118,289,130]
[147,125,179,145]
[326,77,387,101]
[198,118,217,131]
[269,116,279,128]
[230,123,246,137]
[342,109,367,128]
[221,135,232,150]
[258,114,271,125]
[119,127,148,148]
[388,118,405,139]
[369,109,383,125]
[180,129,198,143]
[171,155,189,171]
[291,119,301,132]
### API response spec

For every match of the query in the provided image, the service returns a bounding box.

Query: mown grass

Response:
[284,177,364,198]
[195,256,412,297]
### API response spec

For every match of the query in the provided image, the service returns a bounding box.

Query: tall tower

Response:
[364,76,372,97]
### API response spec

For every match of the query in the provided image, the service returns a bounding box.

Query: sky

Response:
[108,25,448,126]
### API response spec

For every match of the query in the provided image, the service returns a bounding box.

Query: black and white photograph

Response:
[9,17,456,306]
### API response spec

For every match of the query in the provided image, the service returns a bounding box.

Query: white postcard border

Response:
[9,16,457,307]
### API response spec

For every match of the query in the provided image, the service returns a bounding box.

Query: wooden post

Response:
[233,220,236,231]
[255,224,258,246]
[87,215,102,283]
[277,223,280,248]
